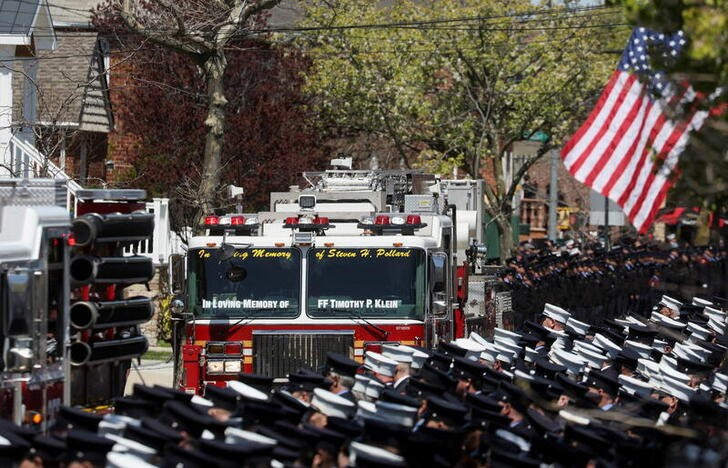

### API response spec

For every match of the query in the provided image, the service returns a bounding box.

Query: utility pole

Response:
[548,149,558,240]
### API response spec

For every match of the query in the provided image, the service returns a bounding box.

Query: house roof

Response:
[12,31,113,133]
[0,0,56,49]
[48,0,101,27]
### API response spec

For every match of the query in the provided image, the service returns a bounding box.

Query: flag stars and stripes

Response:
[561,27,708,234]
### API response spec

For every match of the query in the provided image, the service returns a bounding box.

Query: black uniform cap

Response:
[406,376,446,399]
[326,416,364,439]
[361,417,409,450]
[64,429,115,464]
[627,324,658,341]
[0,429,31,463]
[585,369,619,396]
[236,373,274,393]
[133,383,175,406]
[426,351,454,371]
[140,416,184,444]
[534,358,567,380]
[0,416,38,443]
[493,381,530,414]
[257,425,307,451]
[451,356,487,382]
[325,352,361,378]
[271,389,310,418]
[614,349,640,372]
[676,356,713,375]
[379,388,420,408]
[425,395,468,427]
[199,438,274,463]
[163,400,221,438]
[57,405,103,432]
[467,407,511,430]
[466,393,502,413]
[301,424,347,455]
[287,368,330,392]
[490,447,541,468]
[31,434,66,462]
[154,384,193,404]
[204,384,239,412]
[113,396,157,419]
[125,421,181,452]
[437,341,468,358]
[163,442,223,467]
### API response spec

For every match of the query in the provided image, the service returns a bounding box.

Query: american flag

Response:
[561,27,708,233]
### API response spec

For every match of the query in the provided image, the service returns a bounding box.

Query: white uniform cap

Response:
[469,331,488,346]
[657,373,696,402]
[673,343,707,363]
[623,340,654,359]
[382,344,414,364]
[692,297,713,307]
[349,441,405,466]
[375,400,418,427]
[712,373,728,393]
[549,348,586,377]
[659,295,682,313]
[494,328,522,342]
[707,316,726,335]
[365,378,385,400]
[565,317,590,336]
[227,380,269,401]
[523,347,539,363]
[493,336,521,351]
[352,375,368,396]
[311,388,355,419]
[452,338,486,354]
[686,322,711,341]
[659,358,692,384]
[573,346,608,369]
[618,375,654,398]
[636,358,660,379]
[98,414,140,436]
[572,340,605,356]
[364,351,398,377]
[105,434,156,461]
[650,311,686,328]
[106,452,158,468]
[479,348,497,364]
[591,333,622,358]
[542,303,571,325]
[356,400,378,420]
[225,427,277,446]
[395,345,429,369]
[190,395,214,407]
[492,343,517,364]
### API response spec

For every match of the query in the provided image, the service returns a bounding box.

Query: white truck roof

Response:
[0,205,69,263]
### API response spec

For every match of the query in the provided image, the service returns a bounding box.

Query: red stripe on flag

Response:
[568,74,638,175]
[600,99,655,196]
[582,87,650,188]
[561,71,622,159]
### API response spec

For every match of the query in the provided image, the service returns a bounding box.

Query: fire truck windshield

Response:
[307,248,425,319]
[188,247,301,318]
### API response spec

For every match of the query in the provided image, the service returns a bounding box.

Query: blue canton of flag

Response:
[617,28,686,96]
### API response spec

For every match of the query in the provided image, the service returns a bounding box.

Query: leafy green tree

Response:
[300,0,628,259]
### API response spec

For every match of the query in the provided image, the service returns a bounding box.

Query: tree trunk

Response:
[496,209,514,262]
[196,52,229,233]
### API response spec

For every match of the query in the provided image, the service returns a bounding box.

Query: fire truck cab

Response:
[173,164,485,392]
[0,179,72,427]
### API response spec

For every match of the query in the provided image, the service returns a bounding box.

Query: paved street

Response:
[124,358,174,395]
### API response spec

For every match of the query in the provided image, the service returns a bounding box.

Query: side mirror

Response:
[170,299,186,320]
[168,254,186,295]
[429,252,447,293]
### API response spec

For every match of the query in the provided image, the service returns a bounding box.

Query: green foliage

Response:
[298,0,628,257]
[157,295,173,343]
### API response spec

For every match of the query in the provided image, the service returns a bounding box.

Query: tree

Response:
[115,0,282,230]
[621,0,728,219]
[300,0,628,260]
[93,4,327,239]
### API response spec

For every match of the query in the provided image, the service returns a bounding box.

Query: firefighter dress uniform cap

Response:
[0,429,31,464]
[379,388,420,408]
[163,442,222,468]
[326,416,364,439]
[133,383,175,406]
[124,421,181,453]
[325,352,361,377]
[566,317,591,337]
[98,414,140,437]
[287,368,330,392]
[375,400,418,427]
[364,351,398,377]
[199,438,274,466]
[382,343,415,363]
[227,379,270,401]
[204,384,240,412]
[618,374,654,398]
[64,429,116,464]
[236,373,274,393]
[395,345,429,369]
[224,426,278,447]
[58,405,103,432]
[31,434,66,463]
[162,400,223,438]
[437,340,469,358]
[425,395,468,427]
[692,297,714,307]
[659,295,683,313]
[549,348,587,377]
[311,388,356,419]
[349,441,406,467]
[452,355,488,381]
[106,452,157,468]
[0,417,38,443]
[104,433,157,461]
[365,377,386,400]
[113,396,156,419]
[542,303,571,325]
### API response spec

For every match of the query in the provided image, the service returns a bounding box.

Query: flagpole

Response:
[604,195,610,250]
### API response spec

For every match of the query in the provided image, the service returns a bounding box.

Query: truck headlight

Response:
[207,360,224,374]
[224,360,242,373]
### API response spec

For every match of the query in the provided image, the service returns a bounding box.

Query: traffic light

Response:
[68,191,155,405]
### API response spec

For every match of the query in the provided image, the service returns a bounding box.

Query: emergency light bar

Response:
[358,214,426,234]
[203,214,259,234]
[283,215,332,231]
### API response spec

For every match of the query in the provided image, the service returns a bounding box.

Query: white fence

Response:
[1,135,82,210]
[122,198,187,266]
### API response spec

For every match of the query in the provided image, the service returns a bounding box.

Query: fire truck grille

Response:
[252,331,354,377]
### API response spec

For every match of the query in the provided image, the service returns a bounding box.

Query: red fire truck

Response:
[171,164,488,393]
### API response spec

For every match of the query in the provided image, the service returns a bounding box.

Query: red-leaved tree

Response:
[94,5,327,238]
